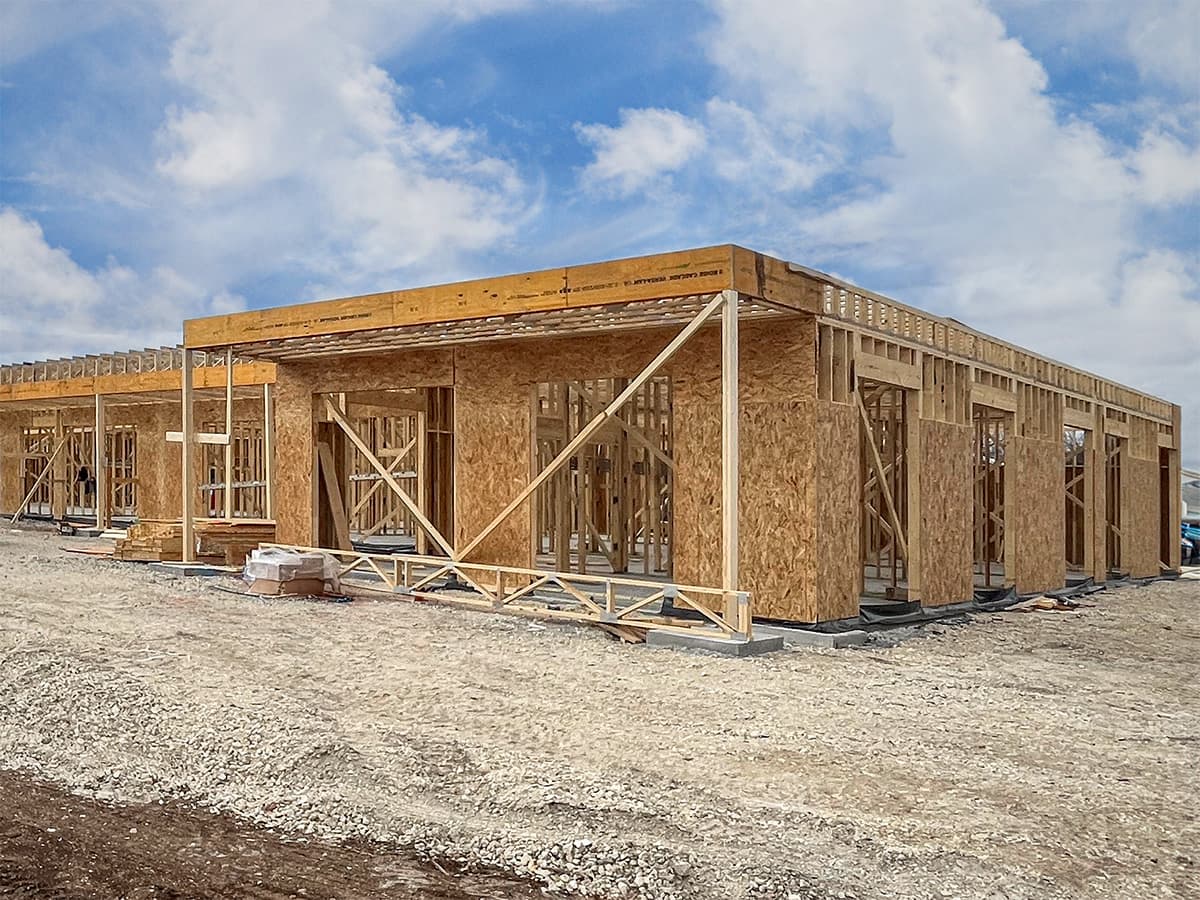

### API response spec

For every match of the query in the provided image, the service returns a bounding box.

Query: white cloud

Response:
[148,0,534,292]
[0,207,241,359]
[1132,130,1200,205]
[687,0,1199,461]
[576,107,707,194]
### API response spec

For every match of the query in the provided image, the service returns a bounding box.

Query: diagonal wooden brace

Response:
[454,291,727,563]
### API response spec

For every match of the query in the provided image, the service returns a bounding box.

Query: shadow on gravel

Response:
[0,771,543,899]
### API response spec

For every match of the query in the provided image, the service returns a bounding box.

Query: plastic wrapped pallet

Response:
[243,548,339,595]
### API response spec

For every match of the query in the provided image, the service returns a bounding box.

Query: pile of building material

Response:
[242,547,339,596]
[114,519,276,566]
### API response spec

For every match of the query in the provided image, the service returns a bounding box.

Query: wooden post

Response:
[223,348,234,520]
[904,388,922,600]
[262,382,274,519]
[1168,404,1182,570]
[52,410,65,520]
[1092,405,1107,581]
[721,289,740,627]
[94,393,107,530]
[416,405,429,555]
[1082,425,1095,577]
[182,350,195,563]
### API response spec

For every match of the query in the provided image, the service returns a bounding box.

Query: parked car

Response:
[1183,523,1200,565]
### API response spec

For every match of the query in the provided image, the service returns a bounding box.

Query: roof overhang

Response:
[182,245,823,357]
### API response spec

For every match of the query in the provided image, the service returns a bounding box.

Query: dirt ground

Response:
[0,771,538,899]
[0,525,1196,899]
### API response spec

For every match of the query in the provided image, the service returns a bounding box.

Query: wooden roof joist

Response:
[212,293,792,362]
[0,361,274,407]
[0,345,266,386]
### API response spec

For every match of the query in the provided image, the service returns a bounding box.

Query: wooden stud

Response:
[721,289,740,624]
[263,382,274,519]
[223,348,234,520]
[904,387,921,599]
[94,393,107,529]
[181,350,195,562]
[317,441,352,550]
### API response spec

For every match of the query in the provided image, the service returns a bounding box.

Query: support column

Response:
[1082,427,1096,577]
[52,410,65,520]
[182,350,195,562]
[417,405,429,555]
[721,289,740,624]
[262,382,274,520]
[94,394,107,530]
[904,388,922,600]
[1091,405,1108,581]
[224,348,234,520]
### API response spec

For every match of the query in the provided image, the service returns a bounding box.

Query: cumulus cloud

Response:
[1132,130,1200,205]
[0,207,242,359]
[685,0,1200,461]
[576,107,707,194]
[149,0,534,291]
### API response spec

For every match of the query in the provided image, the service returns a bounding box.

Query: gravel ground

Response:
[0,525,1196,899]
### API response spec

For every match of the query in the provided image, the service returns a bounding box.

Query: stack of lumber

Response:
[114,519,276,566]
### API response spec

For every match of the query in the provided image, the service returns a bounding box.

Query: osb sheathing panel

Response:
[283,350,455,394]
[1123,418,1162,577]
[814,401,860,622]
[453,345,531,566]
[668,318,820,620]
[273,366,319,546]
[918,420,974,606]
[1010,435,1066,593]
[1122,456,1161,578]
[0,410,26,513]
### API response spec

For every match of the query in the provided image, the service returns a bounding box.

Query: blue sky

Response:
[1,0,1197,463]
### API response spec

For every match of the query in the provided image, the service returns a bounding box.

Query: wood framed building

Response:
[171,245,1182,631]
[0,349,275,528]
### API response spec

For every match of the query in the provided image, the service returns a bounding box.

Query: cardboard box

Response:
[246,577,328,596]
